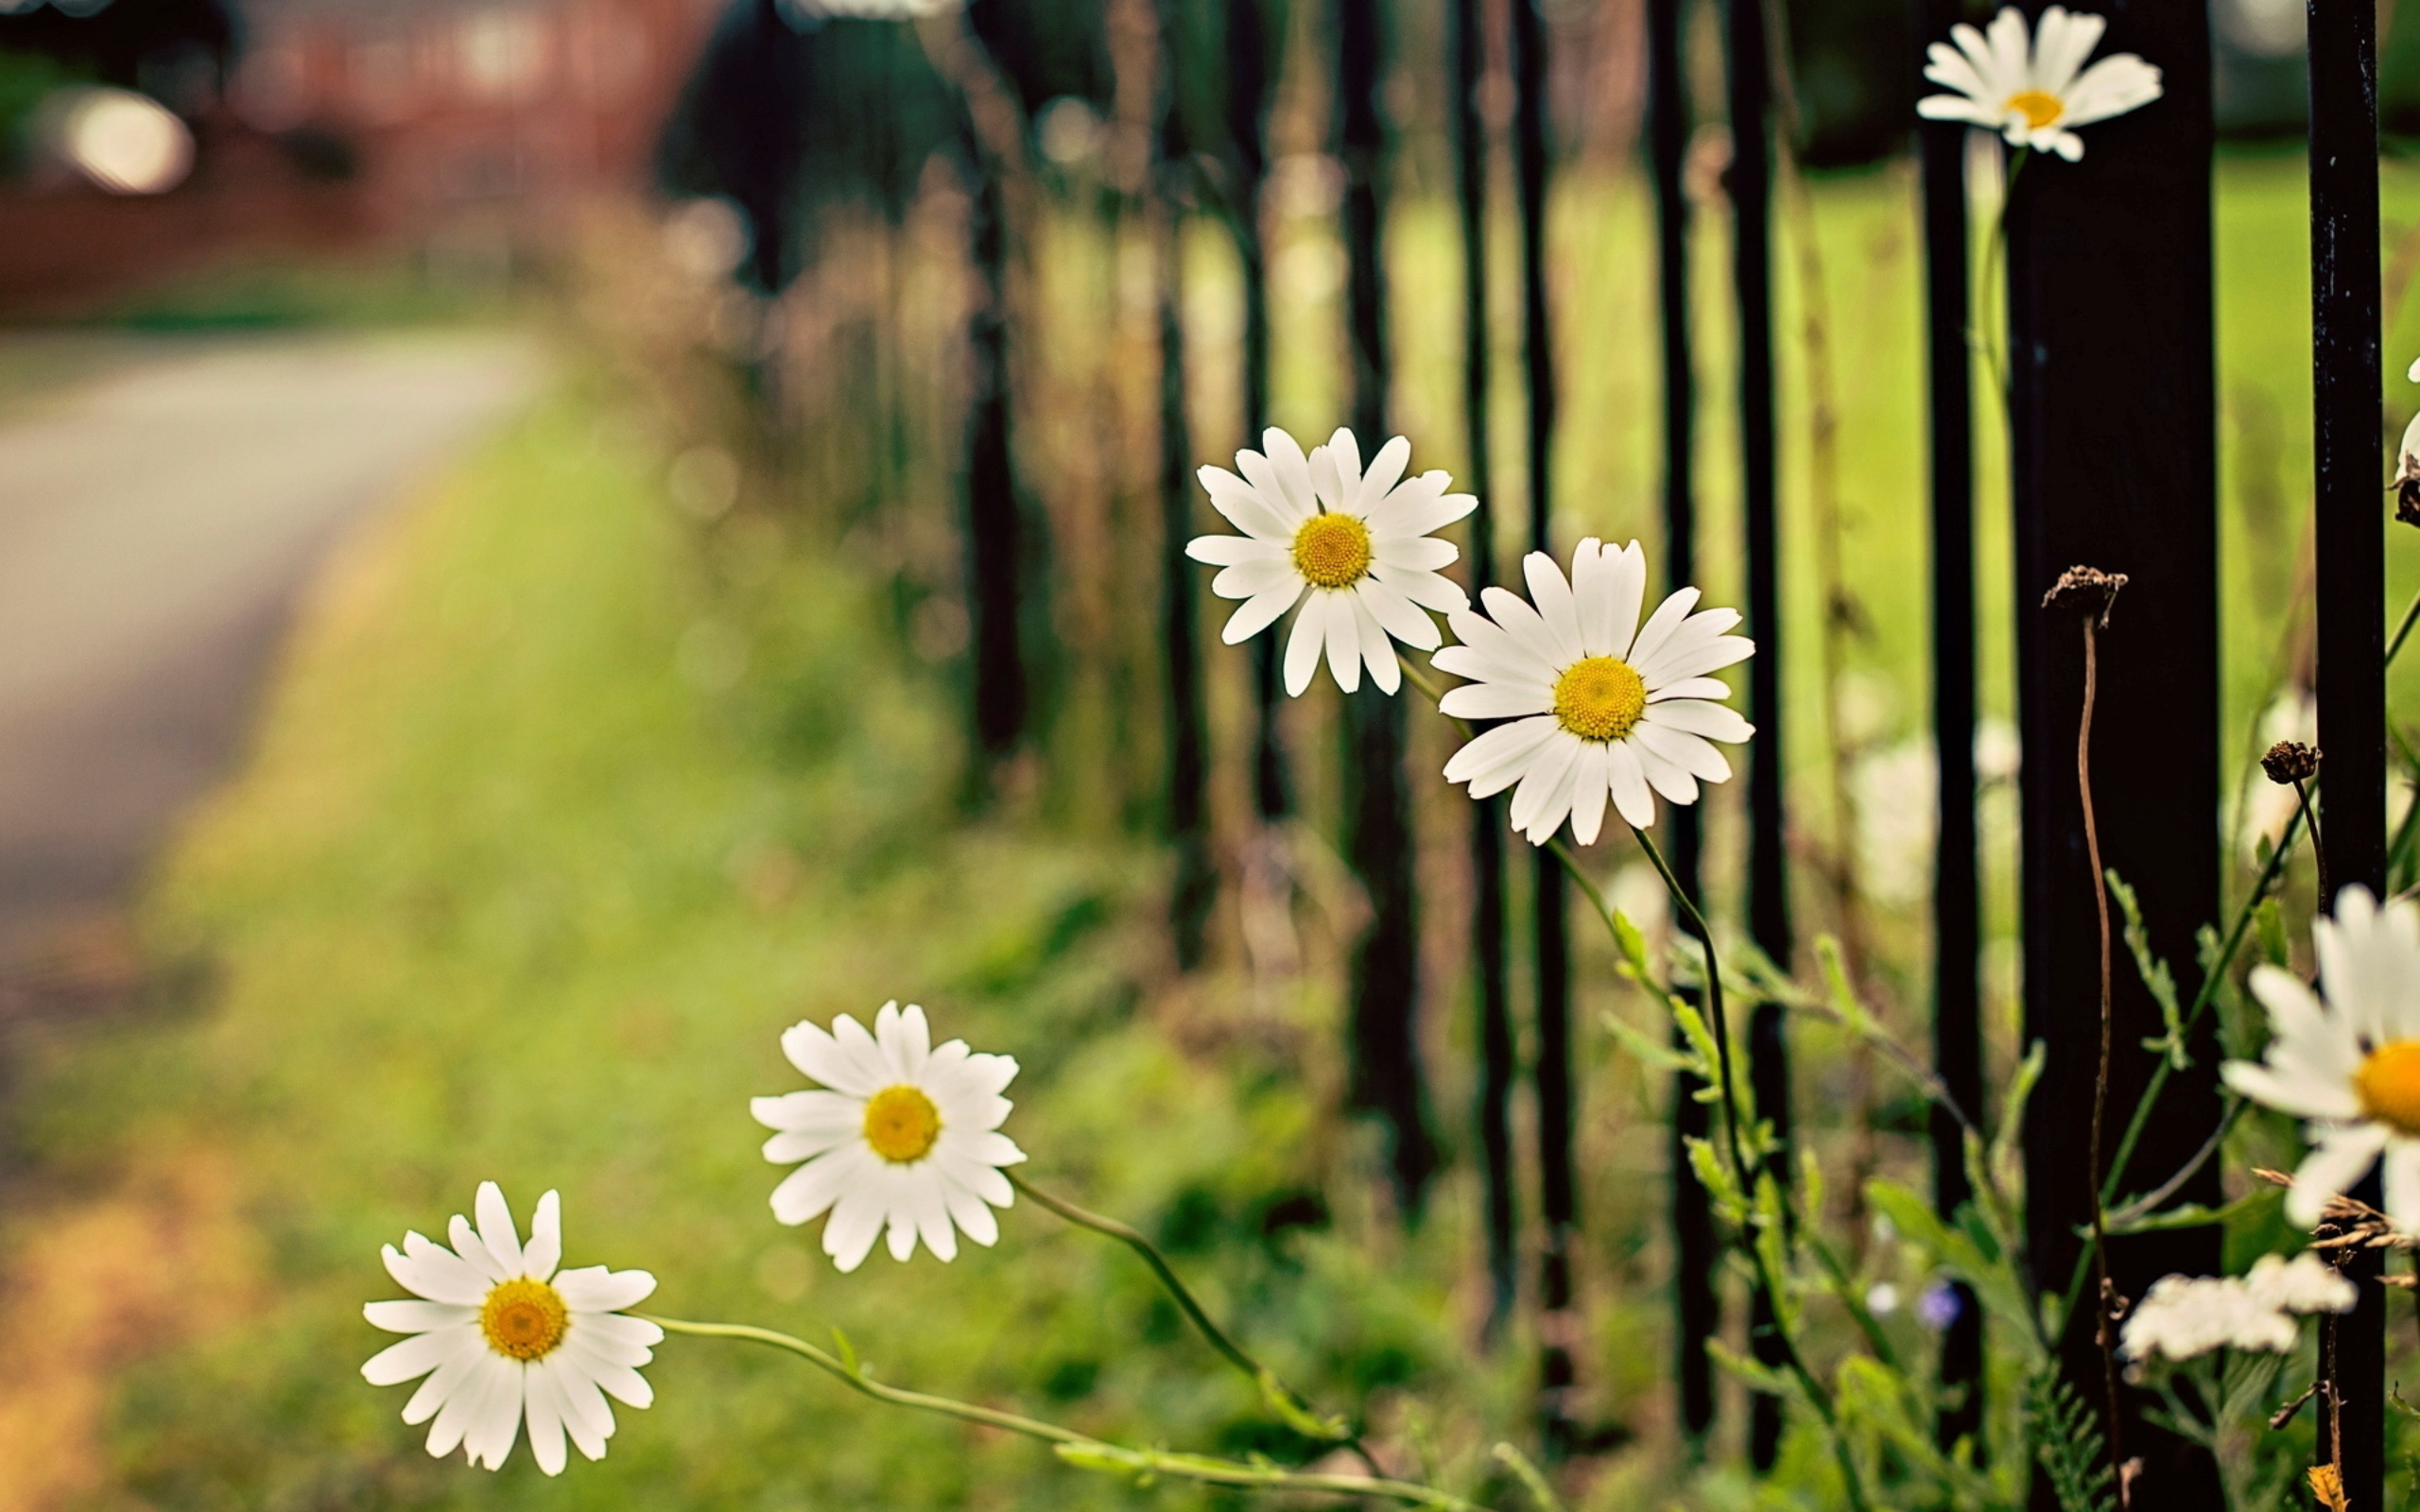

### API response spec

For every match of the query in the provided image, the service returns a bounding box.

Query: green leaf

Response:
[1599,1010,1696,1075]
[1611,908,1651,978]
[2024,1370,2115,1512]
[1686,1135,1746,1223]
[1672,1002,1723,1097]
[1815,935,1876,1039]
[1704,1337,1795,1397]
[2108,869,2187,1069]
[1254,1370,1350,1441]
[1489,1443,1567,1512]
[2255,897,2289,970]
[1869,1178,2042,1368]
[1991,1041,2047,1180]
[2101,1188,2270,1237]
[830,1327,860,1375]
[1798,1143,1824,1220]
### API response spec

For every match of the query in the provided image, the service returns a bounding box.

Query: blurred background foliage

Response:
[7,0,2420,1505]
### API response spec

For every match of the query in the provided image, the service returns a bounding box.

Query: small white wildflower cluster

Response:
[2118,1252,2356,1364]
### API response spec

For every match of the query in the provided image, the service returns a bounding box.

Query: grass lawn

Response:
[5,151,2420,1510]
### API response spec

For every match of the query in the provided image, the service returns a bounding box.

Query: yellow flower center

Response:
[862,1085,942,1163]
[1553,657,1648,743]
[2356,1041,2420,1137]
[479,1278,569,1362]
[1291,512,1374,590]
[2005,89,2065,129]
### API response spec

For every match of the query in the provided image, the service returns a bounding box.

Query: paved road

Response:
[0,332,539,975]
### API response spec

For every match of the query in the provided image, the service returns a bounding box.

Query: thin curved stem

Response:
[1402,655,1867,1508]
[2076,618,2123,1469]
[1624,823,1868,1512]
[645,1314,1086,1443]
[1623,826,1750,1194]
[2103,1094,2249,1230]
[1007,1170,1363,1459]
[2096,799,2304,1213]
[2296,778,2328,905]
[640,1316,1482,1510]
[2389,585,2420,669]
[2062,799,2308,1330]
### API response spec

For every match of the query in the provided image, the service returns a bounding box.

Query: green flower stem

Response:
[1624,824,1869,1512]
[1400,653,1868,1510]
[1804,1226,1901,1371]
[2095,799,2304,1214]
[2057,799,2308,1332]
[640,1315,1482,1510]
[1005,1171,1357,1453]
[2389,586,2420,669]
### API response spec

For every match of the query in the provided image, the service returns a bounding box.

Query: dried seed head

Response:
[2041,564,2128,626]
[2261,741,2321,785]
[2310,1464,2348,1512]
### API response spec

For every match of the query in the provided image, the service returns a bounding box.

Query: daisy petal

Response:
[1284,595,1325,696]
[2286,1125,2390,1228]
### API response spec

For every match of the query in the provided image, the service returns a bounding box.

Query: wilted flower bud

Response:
[2040,564,2128,626]
[2261,741,2320,786]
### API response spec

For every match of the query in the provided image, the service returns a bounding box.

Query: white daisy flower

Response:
[362,1182,662,1474]
[2118,1253,2355,1363]
[1433,539,1754,846]
[1187,426,1476,697]
[1917,6,2163,162]
[752,1000,1026,1272]
[2222,886,2420,1232]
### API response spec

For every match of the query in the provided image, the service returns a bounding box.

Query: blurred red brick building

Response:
[0,0,725,316]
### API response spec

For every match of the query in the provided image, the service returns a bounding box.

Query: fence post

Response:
[1451,0,1519,1340]
[1150,0,1211,971]
[1723,0,1792,1471]
[1223,0,1289,824]
[1915,0,1984,1457]
[2308,0,2386,1499]
[965,151,1029,769]
[2005,0,2222,1500]
[1337,0,1435,1212]
[1646,0,1719,1445]
[1509,0,1577,1449]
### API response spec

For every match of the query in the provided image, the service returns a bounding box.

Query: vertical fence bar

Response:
[1152,1,1211,971]
[1451,0,1519,1338]
[2308,0,2386,1498]
[1915,0,1984,1457]
[1510,0,1575,1449]
[1338,0,1436,1212]
[966,148,1029,771]
[1723,0,1791,1470]
[1225,0,1289,823]
[1647,0,1719,1444]
[2006,0,2222,1501]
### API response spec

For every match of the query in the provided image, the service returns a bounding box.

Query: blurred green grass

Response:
[8,151,2420,1509]
[3,388,1508,1510]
